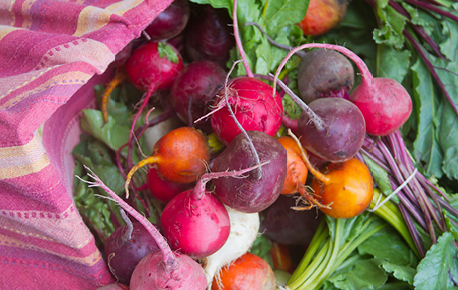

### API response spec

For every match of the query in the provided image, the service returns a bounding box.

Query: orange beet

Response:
[297,0,348,36]
[277,136,308,195]
[212,253,277,290]
[311,158,373,219]
[152,127,210,183]
[124,127,210,197]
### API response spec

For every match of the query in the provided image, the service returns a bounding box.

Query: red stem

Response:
[233,0,254,78]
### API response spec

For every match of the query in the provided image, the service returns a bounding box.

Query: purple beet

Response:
[185,5,235,66]
[170,60,226,132]
[144,0,190,41]
[212,131,287,213]
[261,195,323,246]
[104,222,160,285]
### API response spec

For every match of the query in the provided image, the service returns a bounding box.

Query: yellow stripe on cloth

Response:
[0,234,103,267]
[74,6,113,37]
[106,0,144,16]
[0,136,49,179]
[0,71,92,109]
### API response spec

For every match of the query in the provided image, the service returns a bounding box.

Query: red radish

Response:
[143,0,190,41]
[131,251,207,290]
[207,0,283,145]
[124,126,210,197]
[125,40,183,93]
[274,43,412,137]
[210,77,283,145]
[146,166,193,204]
[97,284,129,290]
[212,130,287,213]
[79,167,207,290]
[170,60,226,132]
[297,0,349,36]
[104,215,160,285]
[160,163,266,259]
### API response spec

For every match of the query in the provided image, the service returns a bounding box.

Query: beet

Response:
[296,98,366,162]
[212,131,287,213]
[170,60,226,132]
[104,222,160,285]
[144,0,190,41]
[260,195,323,246]
[185,5,235,66]
[297,48,354,103]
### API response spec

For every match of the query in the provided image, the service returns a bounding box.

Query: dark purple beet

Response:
[260,195,323,246]
[104,222,160,285]
[144,0,190,41]
[212,131,287,213]
[185,5,235,67]
[296,98,365,163]
[297,49,354,104]
[170,60,226,132]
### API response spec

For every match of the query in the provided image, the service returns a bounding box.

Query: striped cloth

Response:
[0,0,172,289]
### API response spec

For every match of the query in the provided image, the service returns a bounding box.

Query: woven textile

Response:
[0,0,172,288]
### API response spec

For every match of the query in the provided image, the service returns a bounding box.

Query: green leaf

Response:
[358,227,418,267]
[410,58,444,178]
[439,101,458,180]
[80,109,131,150]
[414,232,458,290]
[376,44,411,83]
[158,42,180,63]
[327,258,388,290]
[363,155,396,202]
[381,261,417,285]
[372,0,408,49]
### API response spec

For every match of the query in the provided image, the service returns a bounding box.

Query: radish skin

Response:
[203,206,260,289]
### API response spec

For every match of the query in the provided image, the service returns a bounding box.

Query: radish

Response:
[125,40,183,93]
[202,206,260,289]
[170,60,227,132]
[147,166,194,204]
[208,0,283,145]
[160,163,266,259]
[273,43,412,137]
[104,210,160,285]
[143,0,190,41]
[212,130,287,213]
[97,284,129,290]
[78,167,207,290]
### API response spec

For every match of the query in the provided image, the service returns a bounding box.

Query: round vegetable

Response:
[212,131,287,213]
[144,0,190,41]
[297,0,348,36]
[296,97,366,162]
[311,158,374,219]
[211,253,277,290]
[277,136,308,195]
[211,77,283,145]
[297,48,354,103]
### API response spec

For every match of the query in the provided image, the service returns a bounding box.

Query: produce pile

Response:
[73,0,458,289]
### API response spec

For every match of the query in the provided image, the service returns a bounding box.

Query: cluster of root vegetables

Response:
[85,0,415,289]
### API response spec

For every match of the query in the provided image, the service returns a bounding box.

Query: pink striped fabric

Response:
[0,0,172,288]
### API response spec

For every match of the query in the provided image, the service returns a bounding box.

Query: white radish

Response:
[202,205,260,289]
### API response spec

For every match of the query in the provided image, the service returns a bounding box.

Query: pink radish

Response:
[160,162,267,259]
[78,166,207,290]
[209,0,283,145]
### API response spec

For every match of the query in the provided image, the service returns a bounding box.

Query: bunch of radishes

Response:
[83,0,415,288]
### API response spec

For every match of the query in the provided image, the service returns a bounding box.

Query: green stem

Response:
[289,218,327,281]
[370,189,420,258]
